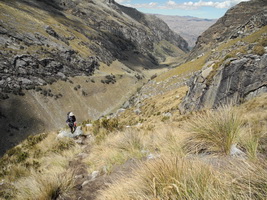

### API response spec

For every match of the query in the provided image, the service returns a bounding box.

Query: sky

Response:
[115,0,250,19]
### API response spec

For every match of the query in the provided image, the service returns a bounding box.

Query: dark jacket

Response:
[66,115,76,124]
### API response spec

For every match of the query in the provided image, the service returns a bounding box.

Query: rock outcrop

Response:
[180,0,267,113]
[180,54,267,113]
[0,0,188,99]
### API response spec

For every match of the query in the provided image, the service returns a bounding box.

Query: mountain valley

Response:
[0,0,267,199]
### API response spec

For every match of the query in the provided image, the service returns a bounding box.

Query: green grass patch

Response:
[156,51,210,82]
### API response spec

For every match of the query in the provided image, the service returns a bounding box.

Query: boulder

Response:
[57,126,84,138]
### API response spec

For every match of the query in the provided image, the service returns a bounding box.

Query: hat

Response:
[69,112,74,116]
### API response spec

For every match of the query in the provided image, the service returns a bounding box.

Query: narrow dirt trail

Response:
[58,133,138,200]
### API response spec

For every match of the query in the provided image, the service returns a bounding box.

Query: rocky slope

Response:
[0,0,189,155]
[189,0,267,60]
[154,14,217,49]
[180,0,267,113]
[0,0,188,98]
[180,53,267,113]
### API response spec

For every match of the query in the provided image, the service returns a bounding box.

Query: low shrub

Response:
[16,151,29,163]
[252,45,265,56]
[25,133,48,148]
[93,118,122,136]
[52,139,75,153]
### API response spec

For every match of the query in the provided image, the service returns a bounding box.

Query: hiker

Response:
[66,112,77,133]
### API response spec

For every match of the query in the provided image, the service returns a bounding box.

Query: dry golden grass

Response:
[1,86,266,200]
[14,168,74,200]
[92,95,267,199]
[85,120,188,175]
[184,106,243,155]
[238,94,267,159]
[0,131,82,199]
[85,129,145,174]
[98,156,267,200]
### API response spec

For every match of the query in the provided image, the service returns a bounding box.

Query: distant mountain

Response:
[153,14,217,49]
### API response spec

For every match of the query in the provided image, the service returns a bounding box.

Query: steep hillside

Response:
[179,0,267,113]
[189,0,267,59]
[154,14,217,49]
[0,0,189,95]
[0,0,189,155]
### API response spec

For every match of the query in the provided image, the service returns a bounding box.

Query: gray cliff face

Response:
[180,54,267,113]
[179,0,267,113]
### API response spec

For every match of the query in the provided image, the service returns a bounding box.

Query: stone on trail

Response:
[230,144,245,157]
[57,126,84,138]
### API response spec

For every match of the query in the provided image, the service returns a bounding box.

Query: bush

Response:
[252,45,265,56]
[92,118,122,143]
[16,152,29,163]
[25,133,48,148]
[93,118,121,133]
[101,118,120,132]
[82,90,88,96]
[6,147,22,157]
[52,139,75,153]
[184,106,243,155]
[161,116,170,122]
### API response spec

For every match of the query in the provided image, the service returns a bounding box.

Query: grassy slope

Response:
[1,92,266,199]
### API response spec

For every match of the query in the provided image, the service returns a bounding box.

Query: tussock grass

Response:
[145,125,187,156]
[98,157,228,200]
[184,106,243,155]
[85,129,145,174]
[239,126,261,160]
[14,168,74,200]
[85,123,189,174]
[227,160,267,199]
[113,130,144,153]
[92,118,123,144]
[239,94,267,158]
[98,156,267,200]
[0,131,82,200]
